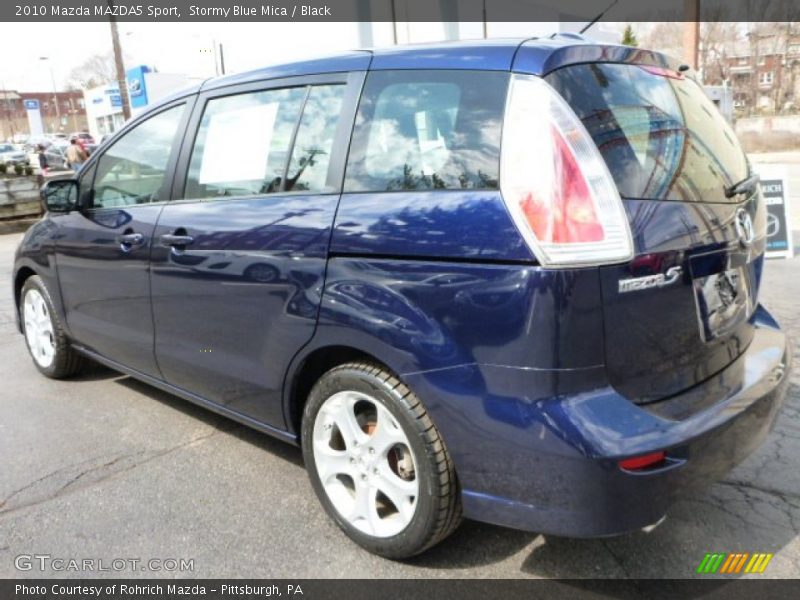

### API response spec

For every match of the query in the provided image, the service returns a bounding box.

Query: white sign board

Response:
[23,99,43,136]
[199,102,278,185]
[752,163,794,259]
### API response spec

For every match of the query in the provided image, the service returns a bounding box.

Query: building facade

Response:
[717,34,800,115]
[83,65,199,141]
[0,90,88,141]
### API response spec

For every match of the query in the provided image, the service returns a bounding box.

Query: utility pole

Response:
[390,0,398,45]
[108,0,131,120]
[68,98,79,131]
[39,57,61,132]
[683,0,700,71]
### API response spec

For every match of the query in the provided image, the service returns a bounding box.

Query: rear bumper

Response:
[405,304,791,537]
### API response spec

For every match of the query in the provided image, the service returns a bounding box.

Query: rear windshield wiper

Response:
[724,173,760,198]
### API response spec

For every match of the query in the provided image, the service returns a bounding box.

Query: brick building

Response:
[712,34,800,115]
[0,90,89,140]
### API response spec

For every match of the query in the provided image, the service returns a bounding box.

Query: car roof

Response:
[201,39,528,91]
[145,36,678,113]
[199,36,676,89]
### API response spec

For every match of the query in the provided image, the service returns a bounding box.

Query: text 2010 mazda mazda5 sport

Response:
[12,38,791,558]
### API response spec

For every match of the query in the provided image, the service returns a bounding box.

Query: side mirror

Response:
[41,179,78,213]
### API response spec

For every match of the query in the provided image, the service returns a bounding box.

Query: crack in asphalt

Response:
[601,540,631,579]
[717,479,800,533]
[684,493,752,526]
[0,429,221,519]
[0,455,106,510]
[55,451,150,495]
[721,479,800,503]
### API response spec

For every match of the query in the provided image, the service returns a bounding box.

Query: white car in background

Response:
[0,143,30,166]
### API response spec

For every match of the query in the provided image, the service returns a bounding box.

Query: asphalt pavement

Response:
[1,231,799,579]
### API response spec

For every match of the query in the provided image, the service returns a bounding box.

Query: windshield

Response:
[546,63,748,202]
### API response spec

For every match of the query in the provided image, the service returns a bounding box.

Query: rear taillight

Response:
[638,65,685,79]
[500,74,633,268]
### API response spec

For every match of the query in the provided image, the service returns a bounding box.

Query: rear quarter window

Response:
[345,70,508,192]
[546,63,748,202]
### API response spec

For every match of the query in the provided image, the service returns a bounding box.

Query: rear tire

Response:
[301,361,462,559]
[20,275,85,379]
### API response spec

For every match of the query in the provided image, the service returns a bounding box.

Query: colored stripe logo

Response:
[696,552,773,574]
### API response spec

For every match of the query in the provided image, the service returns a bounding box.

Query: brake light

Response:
[638,65,684,80]
[619,451,666,471]
[500,74,633,267]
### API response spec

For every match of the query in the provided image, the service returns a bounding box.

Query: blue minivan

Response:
[13,37,791,558]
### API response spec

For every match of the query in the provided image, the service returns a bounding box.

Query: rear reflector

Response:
[619,451,666,471]
[500,74,633,268]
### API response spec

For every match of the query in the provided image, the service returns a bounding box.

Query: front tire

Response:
[301,361,462,559]
[21,275,84,378]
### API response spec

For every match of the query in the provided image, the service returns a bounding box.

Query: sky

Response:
[0,21,628,92]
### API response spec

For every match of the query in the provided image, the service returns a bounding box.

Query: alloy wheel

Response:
[312,390,418,538]
[23,289,56,368]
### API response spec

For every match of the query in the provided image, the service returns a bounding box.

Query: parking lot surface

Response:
[1,231,799,579]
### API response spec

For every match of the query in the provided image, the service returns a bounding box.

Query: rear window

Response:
[546,63,748,202]
[345,70,507,192]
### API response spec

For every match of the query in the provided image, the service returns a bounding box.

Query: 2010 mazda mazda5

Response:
[13,37,791,559]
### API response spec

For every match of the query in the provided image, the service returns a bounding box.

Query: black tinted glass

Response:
[93,104,184,208]
[285,84,346,193]
[345,70,507,192]
[185,87,306,199]
[547,63,748,202]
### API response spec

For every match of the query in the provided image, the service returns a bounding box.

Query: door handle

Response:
[160,234,195,248]
[117,232,144,250]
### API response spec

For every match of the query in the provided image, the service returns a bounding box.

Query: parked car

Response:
[13,37,791,559]
[70,131,96,145]
[0,142,30,166]
[24,136,52,152]
[42,142,70,171]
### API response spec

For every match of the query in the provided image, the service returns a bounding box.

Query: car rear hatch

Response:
[543,61,766,404]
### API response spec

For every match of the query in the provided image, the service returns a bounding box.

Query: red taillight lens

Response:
[500,74,633,268]
[519,125,604,245]
[619,451,666,471]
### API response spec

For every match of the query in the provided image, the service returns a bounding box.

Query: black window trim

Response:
[170,70,367,204]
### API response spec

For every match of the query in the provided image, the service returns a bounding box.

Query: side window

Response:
[344,70,508,192]
[92,105,184,209]
[184,87,306,199]
[285,85,346,193]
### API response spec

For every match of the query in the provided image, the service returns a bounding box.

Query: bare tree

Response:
[775,21,800,112]
[641,22,683,59]
[698,22,740,84]
[746,23,797,113]
[65,53,119,89]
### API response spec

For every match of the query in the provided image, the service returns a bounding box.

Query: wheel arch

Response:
[13,265,37,333]
[284,344,395,438]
